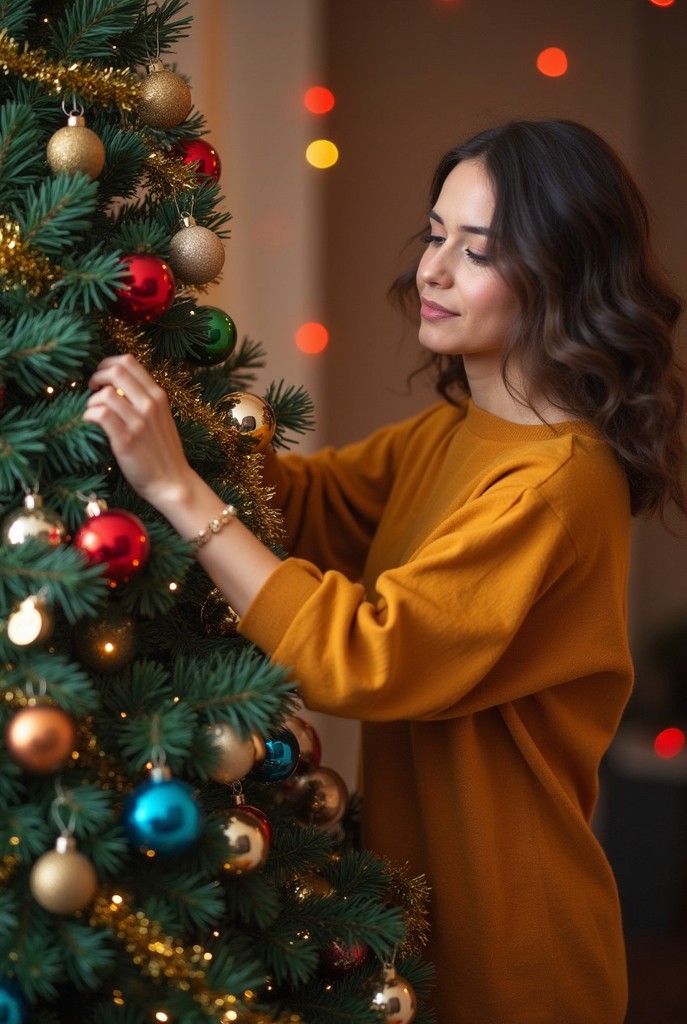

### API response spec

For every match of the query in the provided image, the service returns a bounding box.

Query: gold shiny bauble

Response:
[221,808,270,874]
[46,116,105,179]
[370,964,417,1023]
[217,391,276,454]
[139,61,192,129]
[29,836,98,914]
[2,493,68,546]
[7,595,55,647]
[207,722,258,784]
[168,217,225,285]
[6,704,76,774]
[291,765,349,830]
[200,587,240,637]
[293,871,335,901]
[73,608,138,672]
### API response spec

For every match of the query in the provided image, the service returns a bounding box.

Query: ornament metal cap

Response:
[149,764,173,783]
[55,834,77,855]
[146,59,165,75]
[66,113,86,128]
[179,212,196,229]
[84,498,108,518]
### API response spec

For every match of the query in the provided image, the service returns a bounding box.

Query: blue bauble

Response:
[248,727,300,783]
[0,978,29,1024]
[123,769,203,855]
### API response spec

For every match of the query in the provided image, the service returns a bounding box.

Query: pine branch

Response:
[15,172,100,256]
[118,0,193,66]
[264,381,316,450]
[0,307,96,394]
[52,248,129,314]
[0,0,34,38]
[58,920,117,991]
[48,0,141,62]
[3,649,99,713]
[0,405,47,490]
[0,99,43,203]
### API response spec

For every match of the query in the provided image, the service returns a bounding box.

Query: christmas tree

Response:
[0,2,434,1022]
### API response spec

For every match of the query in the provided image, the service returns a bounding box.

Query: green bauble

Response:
[190,305,237,365]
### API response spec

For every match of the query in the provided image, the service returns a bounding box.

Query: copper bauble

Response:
[46,114,105,179]
[139,61,191,129]
[74,608,138,672]
[291,765,349,829]
[207,722,258,784]
[168,214,225,285]
[221,808,270,874]
[30,836,98,914]
[6,704,76,774]
[284,715,322,774]
[217,391,276,454]
[370,963,417,1023]
[2,492,67,546]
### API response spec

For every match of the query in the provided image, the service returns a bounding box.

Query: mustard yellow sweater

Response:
[239,399,633,1024]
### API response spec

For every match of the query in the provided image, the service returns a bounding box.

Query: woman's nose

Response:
[419,248,451,286]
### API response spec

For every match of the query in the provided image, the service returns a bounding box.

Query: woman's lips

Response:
[420,298,458,322]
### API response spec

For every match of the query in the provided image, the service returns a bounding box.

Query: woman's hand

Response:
[83,353,197,513]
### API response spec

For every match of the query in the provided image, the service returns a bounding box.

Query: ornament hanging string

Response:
[51,778,78,837]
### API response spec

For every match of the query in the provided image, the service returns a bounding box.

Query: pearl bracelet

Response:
[189,505,238,548]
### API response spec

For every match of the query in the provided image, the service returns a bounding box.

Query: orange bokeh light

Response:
[304,86,335,115]
[654,727,686,759]
[536,47,569,78]
[295,322,329,354]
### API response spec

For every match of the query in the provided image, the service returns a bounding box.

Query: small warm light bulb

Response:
[168,581,178,591]
[295,321,329,354]
[154,1013,169,1023]
[303,86,335,114]
[654,727,685,759]
[305,139,339,169]
[536,47,569,77]
[104,642,115,654]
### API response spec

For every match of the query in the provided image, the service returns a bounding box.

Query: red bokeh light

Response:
[304,86,335,115]
[654,727,686,759]
[295,322,329,354]
[649,0,675,6]
[536,47,569,78]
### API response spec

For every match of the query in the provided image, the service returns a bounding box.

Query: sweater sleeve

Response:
[262,403,454,579]
[239,481,610,722]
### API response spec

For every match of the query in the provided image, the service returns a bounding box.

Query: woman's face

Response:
[416,158,519,366]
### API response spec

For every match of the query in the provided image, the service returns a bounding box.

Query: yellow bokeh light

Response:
[305,139,339,169]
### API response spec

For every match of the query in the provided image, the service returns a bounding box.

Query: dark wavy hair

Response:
[391,119,687,521]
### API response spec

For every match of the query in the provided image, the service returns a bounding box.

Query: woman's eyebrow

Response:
[428,210,492,236]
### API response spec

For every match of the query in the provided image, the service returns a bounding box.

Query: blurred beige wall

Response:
[179,0,687,778]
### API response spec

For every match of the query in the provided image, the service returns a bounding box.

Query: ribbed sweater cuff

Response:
[238,558,322,656]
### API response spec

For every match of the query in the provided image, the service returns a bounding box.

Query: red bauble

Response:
[175,138,222,183]
[113,253,176,322]
[74,502,150,583]
[319,937,369,978]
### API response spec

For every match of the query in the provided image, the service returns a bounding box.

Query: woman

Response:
[85,119,687,1023]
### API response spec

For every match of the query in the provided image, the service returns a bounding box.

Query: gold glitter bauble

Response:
[30,836,98,914]
[168,216,225,285]
[200,587,240,637]
[207,722,258,784]
[139,62,191,129]
[217,391,276,454]
[74,608,138,672]
[46,117,105,179]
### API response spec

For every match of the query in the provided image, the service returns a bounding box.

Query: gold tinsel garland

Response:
[0,29,140,110]
[89,891,301,1024]
[383,858,431,957]
[102,317,284,548]
[145,146,200,200]
[0,214,60,295]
